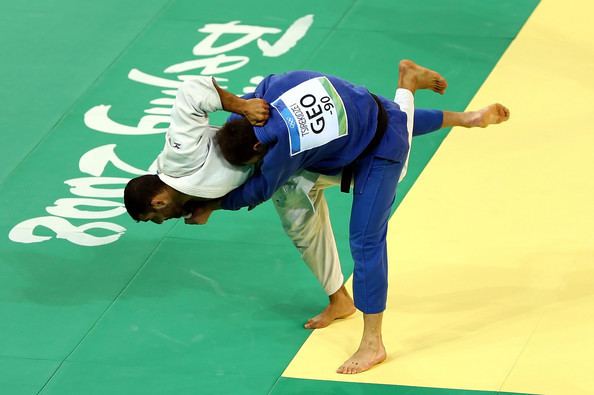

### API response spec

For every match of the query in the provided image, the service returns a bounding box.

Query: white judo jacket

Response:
[156,77,252,198]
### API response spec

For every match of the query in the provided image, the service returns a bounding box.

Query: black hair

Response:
[215,117,260,166]
[124,175,166,221]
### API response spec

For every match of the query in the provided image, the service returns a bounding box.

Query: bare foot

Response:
[336,342,387,374]
[398,59,447,95]
[304,285,356,329]
[337,312,386,374]
[468,103,510,128]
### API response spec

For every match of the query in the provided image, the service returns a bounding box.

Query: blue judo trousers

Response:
[221,71,442,314]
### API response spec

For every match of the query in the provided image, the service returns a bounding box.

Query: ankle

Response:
[360,332,383,345]
[397,76,417,94]
[358,338,385,354]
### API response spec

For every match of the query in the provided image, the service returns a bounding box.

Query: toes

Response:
[337,362,355,374]
[338,360,370,374]
[304,318,329,329]
[432,78,447,94]
[493,103,510,121]
[349,362,361,374]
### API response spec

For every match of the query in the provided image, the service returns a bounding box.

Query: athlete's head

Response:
[216,117,267,166]
[124,175,186,224]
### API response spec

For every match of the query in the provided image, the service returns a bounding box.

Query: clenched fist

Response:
[242,98,270,126]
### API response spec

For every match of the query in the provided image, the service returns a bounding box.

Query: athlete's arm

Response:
[157,78,222,177]
[220,138,303,211]
[214,81,269,126]
[184,154,299,224]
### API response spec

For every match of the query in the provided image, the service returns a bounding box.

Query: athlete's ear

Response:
[253,141,266,154]
[151,190,170,209]
[151,198,167,210]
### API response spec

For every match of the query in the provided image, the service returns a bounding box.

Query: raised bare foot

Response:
[336,342,387,374]
[398,59,447,95]
[304,285,356,329]
[468,103,510,128]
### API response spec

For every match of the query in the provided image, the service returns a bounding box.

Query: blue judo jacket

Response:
[221,71,410,211]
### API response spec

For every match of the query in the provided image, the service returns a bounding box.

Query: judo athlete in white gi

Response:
[123,61,510,373]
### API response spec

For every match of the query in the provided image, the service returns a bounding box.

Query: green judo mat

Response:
[0,1,539,394]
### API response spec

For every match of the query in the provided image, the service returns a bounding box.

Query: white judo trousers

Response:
[156,77,414,297]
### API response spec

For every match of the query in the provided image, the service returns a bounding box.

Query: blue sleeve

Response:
[413,109,443,136]
[220,138,303,210]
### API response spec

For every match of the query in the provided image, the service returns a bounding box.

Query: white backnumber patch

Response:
[271,77,348,156]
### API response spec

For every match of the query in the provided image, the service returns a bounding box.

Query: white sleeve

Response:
[157,77,223,177]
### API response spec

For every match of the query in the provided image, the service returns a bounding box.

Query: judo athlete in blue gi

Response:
[198,60,454,374]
